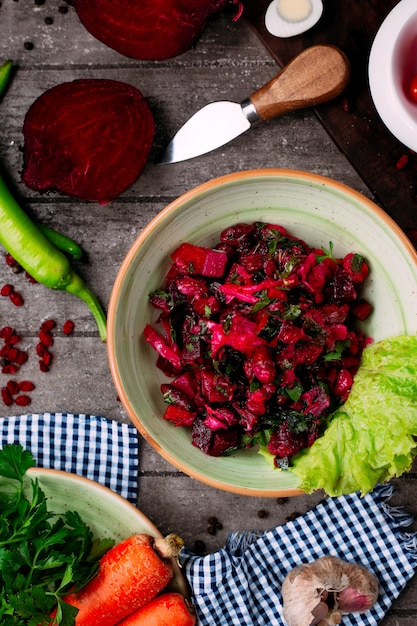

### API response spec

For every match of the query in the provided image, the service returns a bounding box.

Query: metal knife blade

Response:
[158,100,256,165]
[157,45,350,165]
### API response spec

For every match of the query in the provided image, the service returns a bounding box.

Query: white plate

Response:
[369,0,417,151]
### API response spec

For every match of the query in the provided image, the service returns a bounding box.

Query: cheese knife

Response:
[158,45,350,164]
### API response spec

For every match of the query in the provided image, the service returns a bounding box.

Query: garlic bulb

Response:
[281,555,379,626]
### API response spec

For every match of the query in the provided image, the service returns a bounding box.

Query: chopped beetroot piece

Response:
[192,295,221,317]
[145,220,372,463]
[73,0,232,61]
[149,291,172,312]
[342,252,369,283]
[22,79,154,203]
[350,299,372,320]
[267,425,305,459]
[204,405,238,429]
[161,384,195,411]
[163,404,197,427]
[170,371,200,399]
[232,403,260,431]
[330,267,357,302]
[300,386,330,417]
[199,370,236,403]
[143,324,182,370]
[208,312,267,358]
[191,419,239,456]
[209,428,240,456]
[180,318,204,364]
[220,223,257,248]
[249,345,276,384]
[333,368,354,402]
[175,276,208,298]
[155,355,181,378]
[171,243,227,277]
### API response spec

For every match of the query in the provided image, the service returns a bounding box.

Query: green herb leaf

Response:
[0,444,115,625]
[0,444,35,482]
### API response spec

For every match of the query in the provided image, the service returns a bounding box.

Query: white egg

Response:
[265,0,323,38]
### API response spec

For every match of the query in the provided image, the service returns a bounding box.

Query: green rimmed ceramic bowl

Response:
[25,468,187,594]
[107,169,417,497]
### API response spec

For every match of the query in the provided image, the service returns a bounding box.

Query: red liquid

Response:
[393,13,417,106]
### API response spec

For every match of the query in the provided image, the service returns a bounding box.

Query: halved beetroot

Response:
[72,0,235,61]
[22,79,154,203]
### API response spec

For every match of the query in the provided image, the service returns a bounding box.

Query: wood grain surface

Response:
[0,2,416,623]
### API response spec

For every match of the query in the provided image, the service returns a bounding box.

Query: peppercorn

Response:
[207,516,223,535]
[192,540,206,555]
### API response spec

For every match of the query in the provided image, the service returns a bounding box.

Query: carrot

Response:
[116,592,197,626]
[60,533,184,626]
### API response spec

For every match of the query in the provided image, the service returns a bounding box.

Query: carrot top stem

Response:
[153,534,184,560]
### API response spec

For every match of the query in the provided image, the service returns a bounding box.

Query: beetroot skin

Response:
[22,79,154,203]
[73,0,238,61]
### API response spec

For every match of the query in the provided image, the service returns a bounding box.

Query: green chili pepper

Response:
[0,174,107,341]
[37,223,84,260]
[0,60,12,97]
[0,60,107,341]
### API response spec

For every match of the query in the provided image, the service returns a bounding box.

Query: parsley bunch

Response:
[0,444,114,625]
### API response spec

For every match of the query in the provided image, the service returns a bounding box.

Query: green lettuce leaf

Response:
[290,335,417,496]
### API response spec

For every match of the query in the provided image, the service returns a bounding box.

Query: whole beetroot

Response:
[22,79,154,203]
[73,0,242,61]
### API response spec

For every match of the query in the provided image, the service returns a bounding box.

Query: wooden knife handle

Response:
[249,45,350,121]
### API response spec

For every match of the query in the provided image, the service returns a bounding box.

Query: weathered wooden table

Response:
[0,2,416,624]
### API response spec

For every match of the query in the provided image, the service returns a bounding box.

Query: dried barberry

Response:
[9,291,24,306]
[41,319,56,332]
[14,350,28,365]
[1,284,14,297]
[0,326,15,340]
[18,380,35,392]
[41,350,52,366]
[5,253,17,268]
[6,348,18,362]
[396,154,409,170]
[15,394,31,407]
[63,319,75,335]
[2,364,18,375]
[38,330,54,346]
[1,386,13,407]
[6,333,22,345]
[36,342,47,357]
[6,380,19,395]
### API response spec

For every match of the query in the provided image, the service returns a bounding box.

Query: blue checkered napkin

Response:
[0,413,139,503]
[181,485,417,626]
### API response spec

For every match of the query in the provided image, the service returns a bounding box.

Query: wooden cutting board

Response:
[244,0,417,235]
